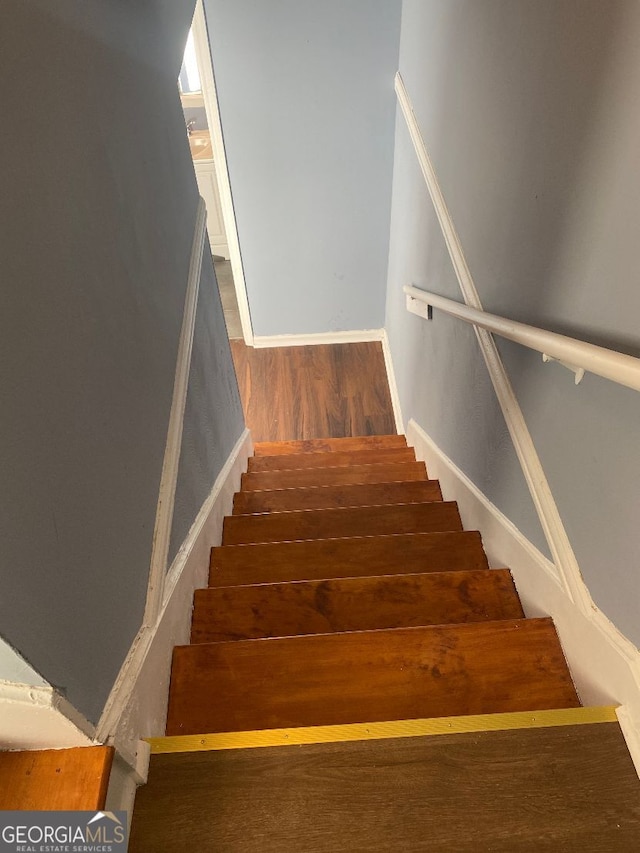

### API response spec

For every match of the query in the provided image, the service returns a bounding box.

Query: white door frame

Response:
[191,0,254,345]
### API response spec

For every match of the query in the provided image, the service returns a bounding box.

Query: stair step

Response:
[232,480,442,515]
[132,720,640,853]
[166,618,580,735]
[222,501,462,545]
[210,531,488,586]
[191,569,524,643]
[0,746,113,810]
[241,460,428,491]
[248,446,416,473]
[254,435,407,456]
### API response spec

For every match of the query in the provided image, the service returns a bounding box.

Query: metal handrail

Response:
[404,285,640,393]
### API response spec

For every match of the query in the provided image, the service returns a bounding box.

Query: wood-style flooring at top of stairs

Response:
[229,340,397,442]
[132,432,640,852]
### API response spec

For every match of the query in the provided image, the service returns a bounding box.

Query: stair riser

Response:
[241,461,428,491]
[191,569,524,643]
[248,447,416,473]
[167,619,580,735]
[254,435,407,456]
[232,480,442,514]
[210,531,489,586]
[222,502,463,545]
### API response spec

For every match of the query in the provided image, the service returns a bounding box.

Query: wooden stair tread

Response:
[0,746,114,810]
[131,723,640,853]
[232,480,442,514]
[248,446,416,472]
[210,531,489,586]
[222,502,463,545]
[241,460,428,491]
[166,618,579,735]
[191,569,524,642]
[159,436,600,840]
[254,435,406,455]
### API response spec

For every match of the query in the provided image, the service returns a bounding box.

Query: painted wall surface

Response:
[386,0,640,643]
[169,247,245,565]
[203,0,401,337]
[0,1,243,723]
[0,638,48,688]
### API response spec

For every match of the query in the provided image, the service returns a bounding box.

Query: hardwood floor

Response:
[230,341,396,441]
[130,724,640,852]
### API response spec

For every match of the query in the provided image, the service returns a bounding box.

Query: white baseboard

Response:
[0,681,95,750]
[104,742,150,816]
[380,330,404,434]
[252,329,385,348]
[104,751,140,814]
[95,428,252,793]
[407,417,640,776]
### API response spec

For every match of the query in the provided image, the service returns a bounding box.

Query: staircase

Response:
[131,435,640,851]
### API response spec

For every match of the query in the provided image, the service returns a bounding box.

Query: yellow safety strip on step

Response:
[147,706,618,754]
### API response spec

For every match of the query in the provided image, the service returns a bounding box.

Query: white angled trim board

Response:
[192,0,254,345]
[144,197,207,627]
[252,329,385,348]
[395,70,592,618]
[96,428,252,773]
[380,330,404,434]
[407,418,640,777]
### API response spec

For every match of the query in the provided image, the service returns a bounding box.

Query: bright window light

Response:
[182,29,201,93]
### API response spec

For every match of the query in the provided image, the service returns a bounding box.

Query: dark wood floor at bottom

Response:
[230,341,396,441]
[130,723,640,853]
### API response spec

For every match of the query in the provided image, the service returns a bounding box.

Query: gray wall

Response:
[203,0,401,337]
[169,246,245,564]
[386,0,640,644]
[0,1,244,723]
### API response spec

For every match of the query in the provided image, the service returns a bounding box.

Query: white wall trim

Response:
[162,428,252,609]
[96,428,251,773]
[407,418,640,777]
[253,329,385,348]
[395,71,592,618]
[0,681,95,750]
[380,330,404,434]
[193,0,254,345]
[143,197,207,627]
[104,748,148,815]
